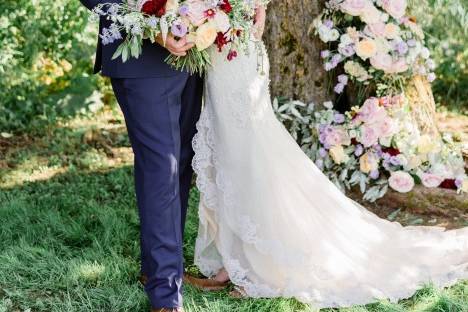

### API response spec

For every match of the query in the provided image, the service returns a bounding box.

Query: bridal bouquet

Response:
[92,0,260,73]
[275,97,467,202]
[313,0,436,96]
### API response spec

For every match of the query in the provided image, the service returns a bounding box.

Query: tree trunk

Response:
[264,0,328,105]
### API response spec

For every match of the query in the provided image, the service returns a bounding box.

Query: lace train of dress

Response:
[192,42,468,308]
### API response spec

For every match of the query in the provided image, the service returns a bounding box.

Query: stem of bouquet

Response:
[165,49,211,75]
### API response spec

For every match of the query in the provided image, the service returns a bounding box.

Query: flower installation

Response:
[314,0,436,96]
[299,0,468,200]
[92,0,264,73]
[274,98,467,202]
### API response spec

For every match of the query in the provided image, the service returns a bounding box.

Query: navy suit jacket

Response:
[79,0,181,77]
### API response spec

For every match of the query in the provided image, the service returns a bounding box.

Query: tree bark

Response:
[264,0,328,105]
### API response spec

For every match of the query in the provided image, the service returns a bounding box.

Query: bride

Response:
[186,4,468,308]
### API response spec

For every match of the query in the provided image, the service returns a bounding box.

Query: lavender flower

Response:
[323,19,334,29]
[369,170,380,180]
[455,178,463,189]
[171,20,188,37]
[334,83,345,94]
[324,62,334,71]
[395,41,408,55]
[407,39,417,47]
[179,5,189,16]
[321,50,330,59]
[147,16,159,28]
[334,113,345,124]
[389,156,401,166]
[319,148,328,158]
[331,54,342,65]
[315,159,324,169]
[338,45,355,57]
[354,144,364,157]
[337,74,348,85]
[427,72,436,82]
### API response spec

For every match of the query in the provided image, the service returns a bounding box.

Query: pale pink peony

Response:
[370,52,393,72]
[379,116,396,137]
[360,4,381,24]
[381,0,407,19]
[420,173,444,188]
[389,171,415,193]
[388,58,409,74]
[366,22,386,37]
[185,0,208,26]
[340,0,371,16]
[359,125,381,147]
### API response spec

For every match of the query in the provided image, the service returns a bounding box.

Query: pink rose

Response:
[389,171,415,193]
[340,0,371,16]
[381,0,407,19]
[420,173,444,188]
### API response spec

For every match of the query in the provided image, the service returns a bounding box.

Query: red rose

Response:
[215,32,230,52]
[220,0,232,14]
[440,179,457,190]
[141,0,167,17]
[382,147,401,156]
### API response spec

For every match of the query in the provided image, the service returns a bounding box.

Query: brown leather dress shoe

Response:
[151,308,184,312]
[183,273,230,292]
[139,274,148,286]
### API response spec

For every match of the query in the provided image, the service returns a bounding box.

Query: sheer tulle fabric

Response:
[192,42,468,308]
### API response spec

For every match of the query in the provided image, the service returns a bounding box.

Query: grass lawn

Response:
[0,109,467,312]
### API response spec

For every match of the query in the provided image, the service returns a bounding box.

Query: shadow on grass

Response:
[0,165,466,312]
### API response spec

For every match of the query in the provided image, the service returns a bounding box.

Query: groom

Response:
[79,1,203,311]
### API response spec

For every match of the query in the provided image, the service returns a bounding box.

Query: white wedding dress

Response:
[191,41,468,308]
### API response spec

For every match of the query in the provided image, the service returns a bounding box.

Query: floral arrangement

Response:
[313,0,436,97]
[92,0,261,73]
[274,98,467,201]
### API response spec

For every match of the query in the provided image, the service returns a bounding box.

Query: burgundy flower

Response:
[227,50,238,61]
[440,179,457,190]
[215,32,230,52]
[204,8,216,18]
[351,138,359,146]
[219,0,232,14]
[382,147,401,156]
[142,0,167,17]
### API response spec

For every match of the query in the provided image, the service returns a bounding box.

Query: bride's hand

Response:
[253,5,266,39]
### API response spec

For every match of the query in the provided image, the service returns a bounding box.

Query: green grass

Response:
[0,111,467,312]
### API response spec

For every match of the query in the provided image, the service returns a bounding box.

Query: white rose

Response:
[213,10,230,33]
[330,145,350,164]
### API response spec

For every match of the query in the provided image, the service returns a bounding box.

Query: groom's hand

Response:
[156,34,194,57]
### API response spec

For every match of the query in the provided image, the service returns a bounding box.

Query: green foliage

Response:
[411,0,468,112]
[0,0,104,132]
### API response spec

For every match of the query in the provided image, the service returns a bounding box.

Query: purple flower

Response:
[354,144,364,157]
[427,72,436,82]
[338,44,355,57]
[389,156,401,166]
[319,148,328,158]
[171,20,188,37]
[321,50,330,58]
[331,54,342,64]
[455,178,463,189]
[382,152,391,160]
[323,19,334,28]
[394,41,408,55]
[407,39,417,47]
[315,159,324,169]
[369,170,380,180]
[178,5,189,16]
[324,62,334,71]
[334,83,345,94]
[337,74,348,85]
[334,113,345,124]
